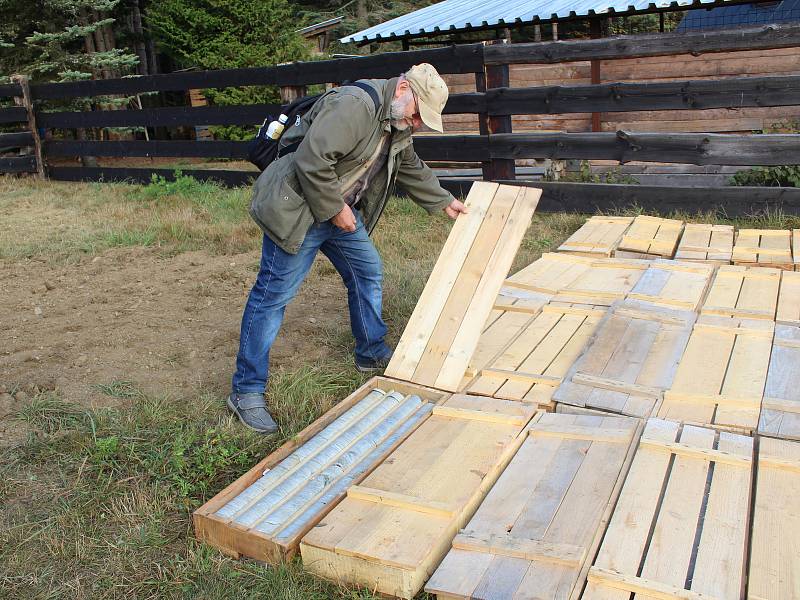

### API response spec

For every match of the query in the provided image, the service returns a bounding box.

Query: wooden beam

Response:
[0,106,28,124]
[0,156,38,173]
[0,131,35,148]
[0,83,23,98]
[485,23,800,65]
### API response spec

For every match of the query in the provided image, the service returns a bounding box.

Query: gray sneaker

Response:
[355,352,393,373]
[227,393,279,434]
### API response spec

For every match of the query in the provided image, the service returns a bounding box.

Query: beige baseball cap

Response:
[405,63,448,133]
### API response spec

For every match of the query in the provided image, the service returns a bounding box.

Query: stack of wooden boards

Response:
[195,200,799,599]
[558,215,800,270]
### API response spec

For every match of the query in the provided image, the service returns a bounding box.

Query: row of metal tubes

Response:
[272,402,434,541]
[215,388,388,519]
[256,397,428,536]
[235,391,414,529]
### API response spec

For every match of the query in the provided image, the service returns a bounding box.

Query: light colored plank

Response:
[553,259,647,306]
[553,300,694,418]
[300,396,536,599]
[675,223,733,263]
[558,216,634,257]
[587,568,720,600]
[733,228,792,268]
[628,259,715,311]
[617,215,684,259]
[426,413,640,600]
[759,324,800,441]
[777,270,800,325]
[346,486,457,518]
[506,252,594,295]
[701,265,781,320]
[749,437,800,600]
[386,181,499,381]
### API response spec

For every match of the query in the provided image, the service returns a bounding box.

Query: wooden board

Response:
[426,413,642,600]
[659,315,774,433]
[583,418,754,600]
[674,223,734,264]
[626,259,715,311]
[615,215,685,259]
[732,228,793,270]
[701,264,781,320]
[794,229,800,270]
[300,395,538,599]
[554,300,695,419]
[385,181,542,392]
[552,258,648,306]
[462,303,606,408]
[193,376,448,563]
[777,270,800,325]
[758,324,800,442]
[505,252,594,296]
[463,286,550,381]
[557,216,634,257]
[748,436,800,600]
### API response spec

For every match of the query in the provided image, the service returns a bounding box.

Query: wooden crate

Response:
[193,376,448,563]
[615,215,685,259]
[462,303,606,408]
[554,300,695,419]
[674,223,734,264]
[732,228,793,270]
[749,437,800,600]
[504,252,593,295]
[300,395,538,599]
[701,264,781,320]
[777,270,800,325]
[552,258,649,306]
[557,216,634,257]
[463,286,550,385]
[426,413,642,600]
[583,419,753,600]
[626,259,715,311]
[659,315,774,433]
[758,324,800,441]
[386,182,541,392]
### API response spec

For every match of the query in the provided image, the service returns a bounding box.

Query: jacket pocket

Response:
[249,157,314,252]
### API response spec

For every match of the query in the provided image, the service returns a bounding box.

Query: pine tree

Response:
[25,0,139,82]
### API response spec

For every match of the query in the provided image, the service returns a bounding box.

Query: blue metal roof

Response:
[677,0,800,30]
[341,0,753,43]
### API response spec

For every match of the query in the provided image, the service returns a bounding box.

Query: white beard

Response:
[390,93,413,130]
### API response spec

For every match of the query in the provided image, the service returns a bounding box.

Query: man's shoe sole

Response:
[226,396,279,434]
[355,363,385,373]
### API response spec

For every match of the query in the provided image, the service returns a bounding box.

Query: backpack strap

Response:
[348,81,381,114]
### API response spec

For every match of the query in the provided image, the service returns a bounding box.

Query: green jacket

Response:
[249,77,455,254]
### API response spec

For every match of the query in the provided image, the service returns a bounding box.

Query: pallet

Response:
[426,413,642,600]
[300,395,538,599]
[626,259,715,311]
[462,303,605,408]
[615,215,685,259]
[504,252,593,296]
[551,258,649,306]
[749,437,800,600]
[583,418,753,600]
[557,216,634,257]
[758,324,800,441]
[386,181,542,392]
[659,315,774,433]
[193,376,448,563]
[674,223,734,264]
[464,286,550,385]
[701,264,781,321]
[732,228,793,270]
[554,300,695,419]
[776,270,800,325]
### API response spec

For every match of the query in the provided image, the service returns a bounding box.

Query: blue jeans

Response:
[232,211,390,394]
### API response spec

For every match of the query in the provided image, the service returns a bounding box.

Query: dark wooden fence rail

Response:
[5,23,800,213]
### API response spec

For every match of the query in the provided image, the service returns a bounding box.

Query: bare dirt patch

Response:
[0,245,349,444]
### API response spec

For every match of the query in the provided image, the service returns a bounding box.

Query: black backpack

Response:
[247,81,381,172]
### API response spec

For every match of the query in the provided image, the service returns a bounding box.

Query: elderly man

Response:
[228,63,467,433]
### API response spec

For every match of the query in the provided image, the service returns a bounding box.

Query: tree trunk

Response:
[357,0,367,20]
[130,0,149,76]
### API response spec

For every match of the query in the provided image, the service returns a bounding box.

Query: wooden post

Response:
[482,40,515,181]
[589,18,602,133]
[280,85,307,104]
[10,74,45,179]
[534,24,542,42]
[552,22,558,41]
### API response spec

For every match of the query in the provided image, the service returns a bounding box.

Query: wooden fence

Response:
[2,23,800,214]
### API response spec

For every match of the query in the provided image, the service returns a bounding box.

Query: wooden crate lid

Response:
[385,181,541,392]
